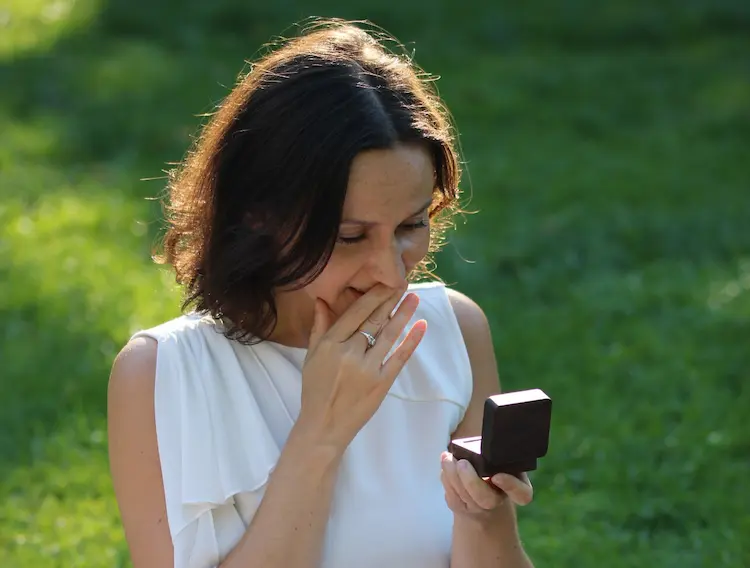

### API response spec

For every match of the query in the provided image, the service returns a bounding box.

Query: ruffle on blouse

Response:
[130,281,473,568]
[132,316,293,567]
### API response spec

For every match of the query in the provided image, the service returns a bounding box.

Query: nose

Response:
[368,237,408,290]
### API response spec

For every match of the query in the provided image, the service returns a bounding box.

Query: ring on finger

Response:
[358,330,377,349]
[355,291,403,349]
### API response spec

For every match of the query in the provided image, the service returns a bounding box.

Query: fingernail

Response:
[458,460,469,471]
[491,474,504,484]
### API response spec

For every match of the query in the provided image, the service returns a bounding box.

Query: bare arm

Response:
[220,416,342,568]
[445,289,534,568]
[108,337,173,567]
[108,337,344,568]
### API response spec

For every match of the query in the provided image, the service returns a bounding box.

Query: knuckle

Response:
[445,491,463,511]
[318,336,338,351]
[468,503,486,515]
[477,494,497,510]
[518,490,533,506]
[390,304,411,322]
[378,325,401,345]
[365,315,385,329]
[455,483,471,501]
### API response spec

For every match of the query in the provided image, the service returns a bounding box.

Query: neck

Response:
[267,291,315,348]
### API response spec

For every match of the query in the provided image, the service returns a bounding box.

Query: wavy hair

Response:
[156,19,465,344]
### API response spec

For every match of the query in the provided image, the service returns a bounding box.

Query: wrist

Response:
[289,415,347,463]
[456,498,520,535]
[452,505,530,568]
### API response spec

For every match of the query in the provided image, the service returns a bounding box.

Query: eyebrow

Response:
[340,198,433,226]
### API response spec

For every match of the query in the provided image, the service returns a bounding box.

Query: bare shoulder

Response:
[444,287,492,345]
[108,336,159,457]
[110,335,158,391]
[108,336,173,566]
[445,287,501,440]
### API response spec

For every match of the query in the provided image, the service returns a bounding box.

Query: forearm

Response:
[451,500,533,568]
[220,422,343,568]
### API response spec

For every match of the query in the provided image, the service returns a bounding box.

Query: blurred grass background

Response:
[1,0,748,566]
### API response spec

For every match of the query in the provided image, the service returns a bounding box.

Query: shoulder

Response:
[109,336,159,408]
[409,282,488,326]
[444,287,491,339]
[107,336,160,488]
[108,311,214,414]
[409,282,493,353]
[109,328,166,403]
[108,336,160,467]
[107,336,173,565]
[129,312,212,345]
[444,287,501,439]
[112,335,158,377]
[443,287,496,384]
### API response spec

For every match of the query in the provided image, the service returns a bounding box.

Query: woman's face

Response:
[274,142,435,341]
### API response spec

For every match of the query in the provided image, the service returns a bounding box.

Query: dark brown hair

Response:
[157,19,465,344]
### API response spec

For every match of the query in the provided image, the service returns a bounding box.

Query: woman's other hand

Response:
[440,451,534,523]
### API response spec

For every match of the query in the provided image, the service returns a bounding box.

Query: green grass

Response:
[1,0,748,566]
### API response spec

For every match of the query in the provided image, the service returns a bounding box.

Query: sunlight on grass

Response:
[0,115,60,166]
[0,190,177,566]
[0,0,101,59]
[1,1,748,566]
[84,41,182,101]
[0,417,128,567]
[0,191,180,333]
[707,258,750,314]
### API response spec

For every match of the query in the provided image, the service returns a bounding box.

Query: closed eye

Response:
[336,220,428,245]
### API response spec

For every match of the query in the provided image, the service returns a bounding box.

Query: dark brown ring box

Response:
[449,389,552,477]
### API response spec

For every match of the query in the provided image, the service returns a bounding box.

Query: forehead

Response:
[342,144,435,217]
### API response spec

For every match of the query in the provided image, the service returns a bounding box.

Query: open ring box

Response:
[449,389,552,477]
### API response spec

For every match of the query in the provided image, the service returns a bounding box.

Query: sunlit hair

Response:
[156,19,465,344]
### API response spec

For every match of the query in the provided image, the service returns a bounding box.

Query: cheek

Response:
[401,229,431,266]
[303,254,355,296]
[313,229,430,282]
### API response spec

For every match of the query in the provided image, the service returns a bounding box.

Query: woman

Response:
[108,19,535,568]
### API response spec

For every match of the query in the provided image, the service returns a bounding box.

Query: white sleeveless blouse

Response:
[131,281,473,568]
